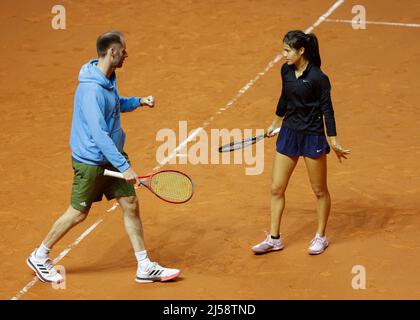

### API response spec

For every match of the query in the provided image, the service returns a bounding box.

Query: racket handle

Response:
[265,127,280,137]
[103,169,124,179]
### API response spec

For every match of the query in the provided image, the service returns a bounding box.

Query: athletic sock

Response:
[270,235,280,240]
[135,250,151,270]
[35,243,51,259]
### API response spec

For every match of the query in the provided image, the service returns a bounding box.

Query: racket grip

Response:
[265,127,280,137]
[272,127,280,135]
[103,169,124,179]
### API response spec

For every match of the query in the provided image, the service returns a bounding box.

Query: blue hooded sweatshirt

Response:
[70,59,141,172]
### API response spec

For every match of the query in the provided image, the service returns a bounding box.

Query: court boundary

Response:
[325,18,420,28]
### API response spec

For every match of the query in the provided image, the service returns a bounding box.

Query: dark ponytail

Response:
[283,30,322,67]
[306,33,321,68]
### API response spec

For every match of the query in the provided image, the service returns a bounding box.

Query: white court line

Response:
[11,0,345,300]
[11,216,107,300]
[325,18,420,28]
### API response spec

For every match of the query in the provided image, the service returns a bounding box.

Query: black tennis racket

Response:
[218,128,280,153]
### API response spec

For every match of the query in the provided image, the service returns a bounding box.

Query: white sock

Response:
[316,233,325,239]
[35,243,50,259]
[135,250,151,269]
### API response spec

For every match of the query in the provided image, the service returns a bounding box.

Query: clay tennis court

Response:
[1,0,420,300]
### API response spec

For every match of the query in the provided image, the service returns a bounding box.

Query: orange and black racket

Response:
[104,169,194,204]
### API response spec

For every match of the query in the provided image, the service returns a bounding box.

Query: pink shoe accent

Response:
[162,271,181,282]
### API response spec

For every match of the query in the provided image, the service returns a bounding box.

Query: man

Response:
[27,31,180,284]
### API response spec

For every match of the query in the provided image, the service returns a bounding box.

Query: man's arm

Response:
[119,95,155,112]
[119,96,142,113]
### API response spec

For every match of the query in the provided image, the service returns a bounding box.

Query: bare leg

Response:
[42,205,89,249]
[270,152,299,237]
[117,196,145,252]
[303,154,331,236]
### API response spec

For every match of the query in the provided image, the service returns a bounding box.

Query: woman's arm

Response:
[268,64,288,136]
[319,74,337,137]
[275,65,288,118]
[319,74,350,162]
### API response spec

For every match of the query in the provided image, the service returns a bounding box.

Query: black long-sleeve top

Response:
[276,62,337,136]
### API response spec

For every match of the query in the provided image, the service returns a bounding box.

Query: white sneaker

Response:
[27,249,63,283]
[308,234,329,255]
[252,234,284,254]
[136,261,180,283]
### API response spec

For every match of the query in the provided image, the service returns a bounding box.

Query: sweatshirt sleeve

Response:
[120,96,142,113]
[275,84,287,117]
[319,74,337,137]
[275,64,288,117]
[81,90,130,172]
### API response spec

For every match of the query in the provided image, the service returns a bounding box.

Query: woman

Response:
[252,30,350,255]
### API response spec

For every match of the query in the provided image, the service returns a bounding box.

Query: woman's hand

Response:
[329,137,351,162]
[266,124,280,137]
[266,116,282,138]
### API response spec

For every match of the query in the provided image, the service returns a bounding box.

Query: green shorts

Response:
[70,156,136,212]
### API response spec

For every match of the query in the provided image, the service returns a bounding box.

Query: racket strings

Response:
[150,172,193,202]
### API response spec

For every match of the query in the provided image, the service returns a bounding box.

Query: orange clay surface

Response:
[1,0,420,299]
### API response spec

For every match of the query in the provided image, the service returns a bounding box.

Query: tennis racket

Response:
[104,169,194,204]
[218,127,280,153]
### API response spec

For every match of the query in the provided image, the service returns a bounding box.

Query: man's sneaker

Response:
[308,234,329,255]
[26,250,63,283]
[136,261,180,283]
[252,234,284,254]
